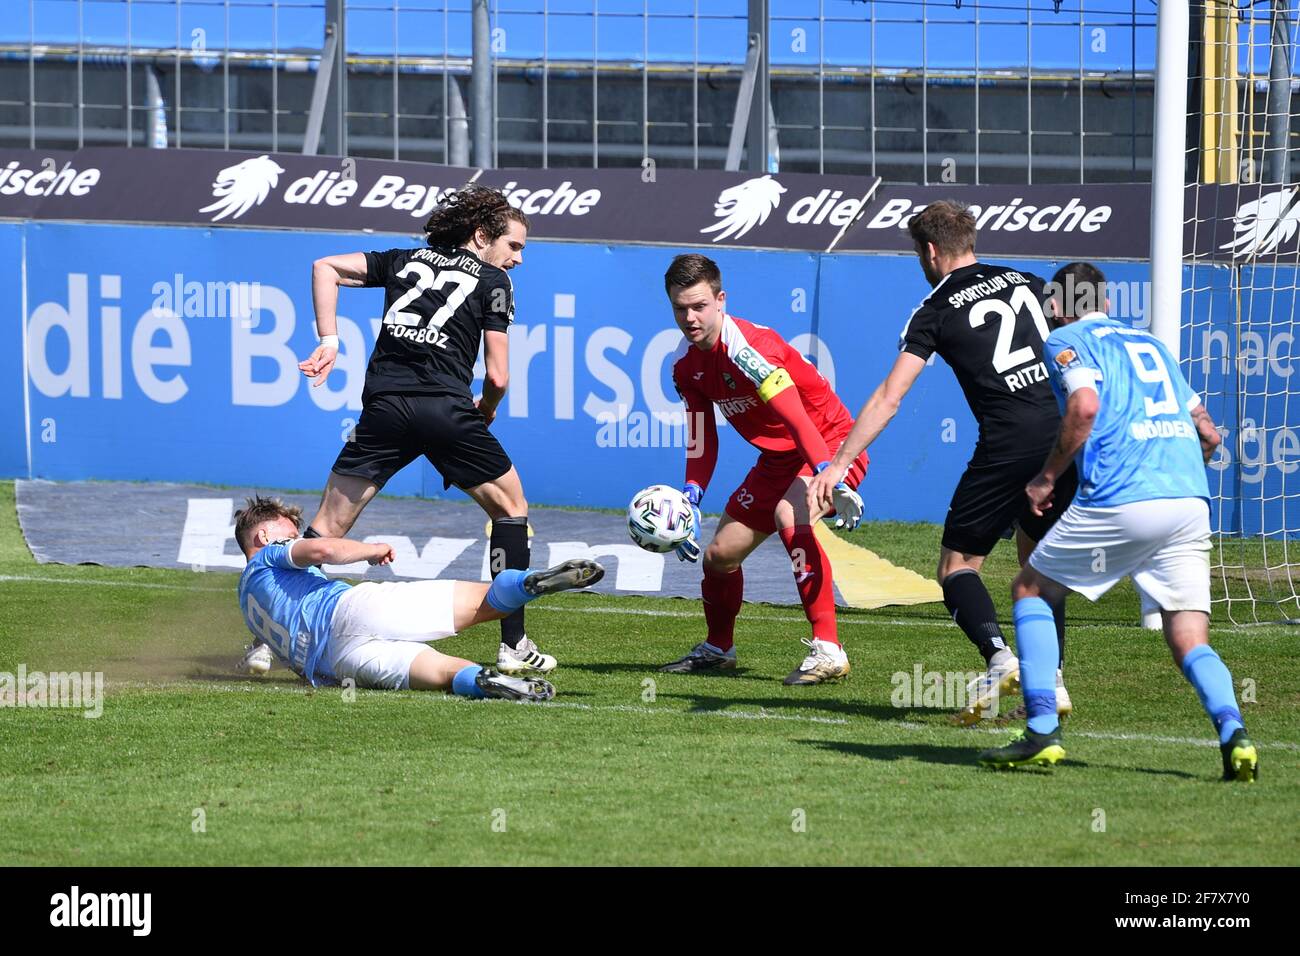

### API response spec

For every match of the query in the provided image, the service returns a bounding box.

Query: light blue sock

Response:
[1181,645,1245,744]
[1013,597,1060,736]
[486,569,532,614]
[451,664,486,699]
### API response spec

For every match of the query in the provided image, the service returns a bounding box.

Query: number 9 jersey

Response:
[1043,316,1210,508]
[361,245,514,405]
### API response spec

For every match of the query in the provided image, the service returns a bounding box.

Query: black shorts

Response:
[331,393,513,491]
[942,454,1078,556]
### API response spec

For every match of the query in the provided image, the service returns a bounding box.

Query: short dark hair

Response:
[664,253,722,295]
[1048,261,1107,319]
[423,183,530,249]
[907,200,977,258]
[233,495,302,555]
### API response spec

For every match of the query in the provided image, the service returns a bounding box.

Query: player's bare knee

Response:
[1011,569,1038,601]
[703,545,740,573]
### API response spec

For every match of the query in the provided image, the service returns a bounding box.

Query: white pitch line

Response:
[0,572,1292,634]
[103,679,1300,751]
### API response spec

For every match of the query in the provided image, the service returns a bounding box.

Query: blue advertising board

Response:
[6,219,1298,534]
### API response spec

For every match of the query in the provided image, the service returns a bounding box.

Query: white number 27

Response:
[383,263,480,329]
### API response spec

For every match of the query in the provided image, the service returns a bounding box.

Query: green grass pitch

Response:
[0,480,1296,866]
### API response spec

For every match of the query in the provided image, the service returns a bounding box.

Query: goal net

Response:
[1179,1,1300,624]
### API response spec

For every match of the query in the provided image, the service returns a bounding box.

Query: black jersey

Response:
[899,262,1059,461]
[360,245,514,404]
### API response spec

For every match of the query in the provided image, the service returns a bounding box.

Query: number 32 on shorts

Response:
[734,487,755,509]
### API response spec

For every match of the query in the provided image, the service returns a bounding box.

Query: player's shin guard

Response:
[942,569,1009,663]
[701,564,743,652]
[1012,597,1060,735]
[490,516,530,650]
[1181,644,1246,744]
[777,525,838,645]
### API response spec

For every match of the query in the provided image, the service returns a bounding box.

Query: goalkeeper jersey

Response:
[669,314,855,491]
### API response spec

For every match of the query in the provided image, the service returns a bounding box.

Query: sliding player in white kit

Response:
[979,263,1258,782]
[233,496,602,698]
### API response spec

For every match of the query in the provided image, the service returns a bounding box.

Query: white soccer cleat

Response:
[497,636,558,675]
[783,638,851,685]
[957,654,1020,725]
[240,641,274,676]
[1055,668,1073,718]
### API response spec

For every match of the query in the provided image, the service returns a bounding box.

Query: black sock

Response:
[1052,598,1066,668]
[490,516,530,649]
[303,526,323,538]
[941,569,1009,665]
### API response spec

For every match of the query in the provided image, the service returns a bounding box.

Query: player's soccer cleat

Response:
[1220,728,1258,783]
[1001,670,1073,722]
[523,558,605,596]
[783,638,851,685]
[497,636,557,675]
[240,641,273,676]
[978,728,1066,770]
[659,641,737,673]
[474,667,556,702]
[957,655,1020,725]
[1055,669,1073,718]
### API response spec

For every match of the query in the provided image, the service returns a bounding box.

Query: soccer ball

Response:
[627,484,694,554]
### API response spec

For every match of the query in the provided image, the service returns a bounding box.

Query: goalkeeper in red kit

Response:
[658,254,868,685]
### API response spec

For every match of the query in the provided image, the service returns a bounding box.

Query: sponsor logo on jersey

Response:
[717,395,760,418]
[701,175,787,242]
[731,345,776,383]
[1220,186,1300,259]
[199,155,285,222]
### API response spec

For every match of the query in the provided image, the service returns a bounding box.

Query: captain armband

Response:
[756,367,794,402]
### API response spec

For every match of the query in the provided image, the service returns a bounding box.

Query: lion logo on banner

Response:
[1220,186,1300,259]
[700,175,787,243]
[199,155,286,222]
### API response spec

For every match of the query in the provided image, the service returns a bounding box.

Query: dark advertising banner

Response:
[0,145,1263,261]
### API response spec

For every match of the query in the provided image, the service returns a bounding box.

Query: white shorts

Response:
[1028,497,1211,613]
[326,580,458,690]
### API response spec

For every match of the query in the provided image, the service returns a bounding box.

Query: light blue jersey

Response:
[237,540,351,686]
[1043,316,1209,508]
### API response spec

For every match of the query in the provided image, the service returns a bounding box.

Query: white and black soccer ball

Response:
[627,484,694,554]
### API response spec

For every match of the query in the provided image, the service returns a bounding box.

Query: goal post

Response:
[1154,1,1300,625]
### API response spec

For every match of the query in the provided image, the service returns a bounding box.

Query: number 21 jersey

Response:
[898,262,1059,461]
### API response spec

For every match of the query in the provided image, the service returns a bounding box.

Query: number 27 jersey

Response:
[361,245,514,404]
[899,262,1059,460]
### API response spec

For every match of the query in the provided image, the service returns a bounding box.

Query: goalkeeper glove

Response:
[815,462,864,531]
[676,482,704,563]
